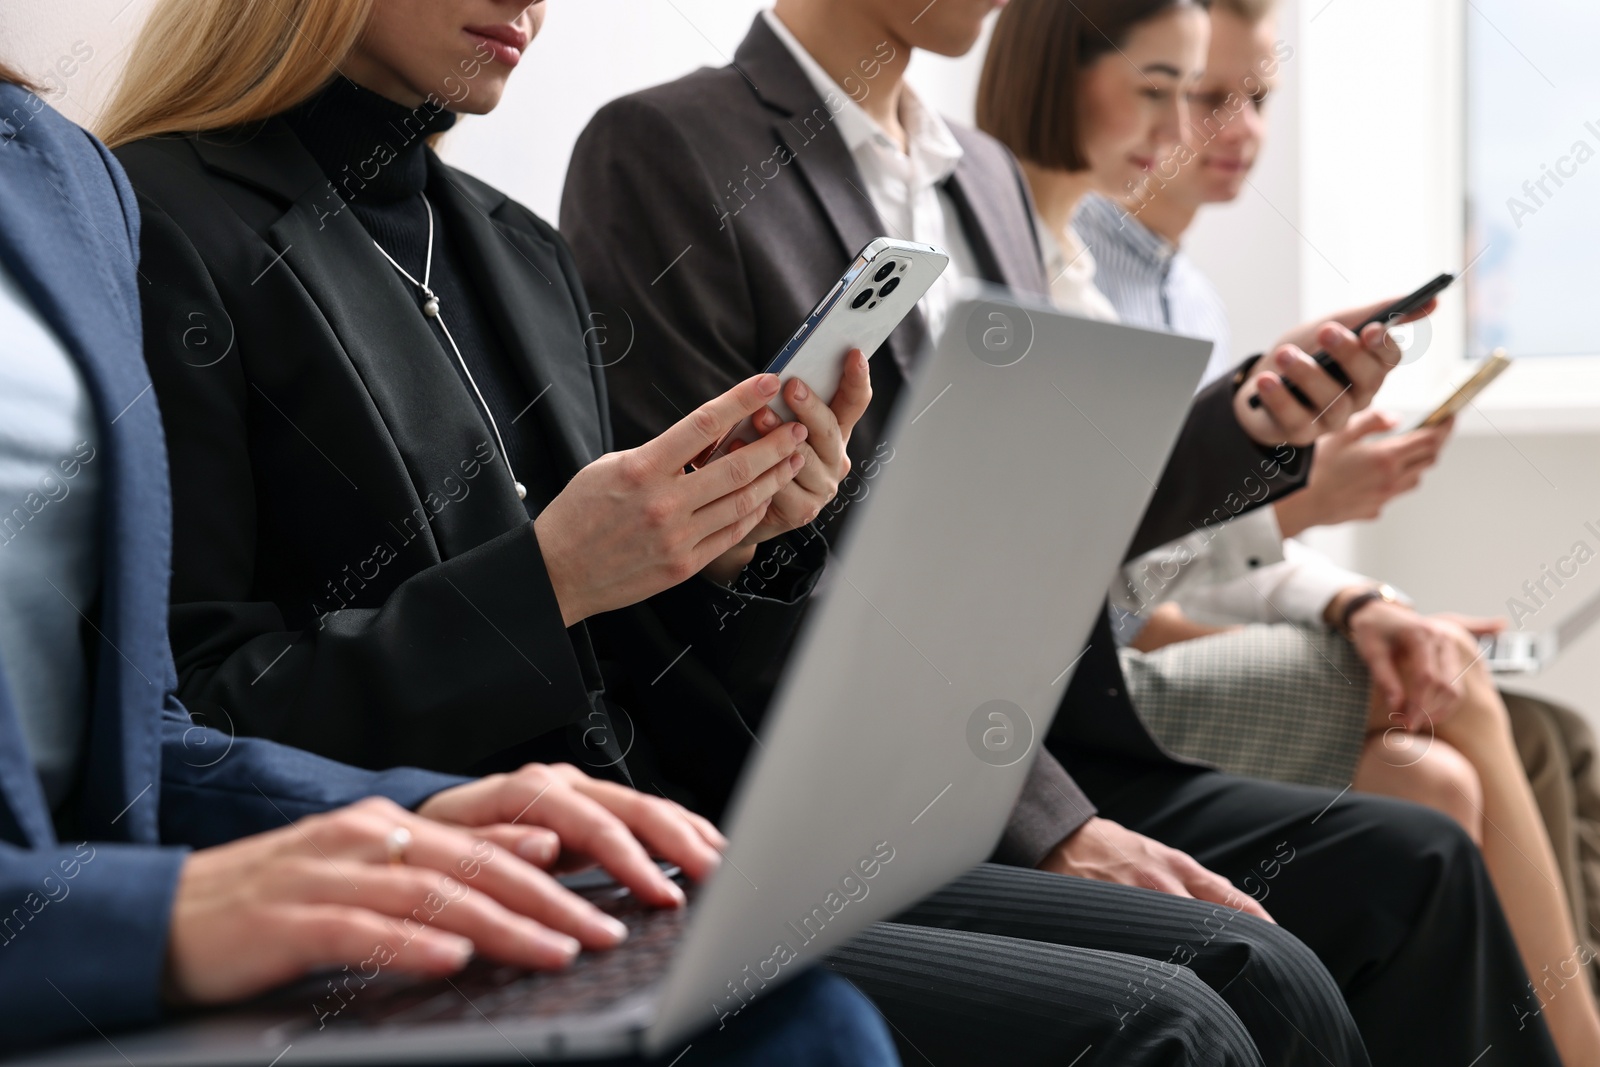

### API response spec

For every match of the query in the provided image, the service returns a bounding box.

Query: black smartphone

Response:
[1247,272,1457,411]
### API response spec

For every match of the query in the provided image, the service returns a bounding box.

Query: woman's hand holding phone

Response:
[723,348,873,550]
[1271,409,1453,538]
[533,373,808,625]
[1235,318,1417,447]
[1271,294,1440,359]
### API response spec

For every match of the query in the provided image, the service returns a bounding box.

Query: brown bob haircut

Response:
[978,0,1211,172]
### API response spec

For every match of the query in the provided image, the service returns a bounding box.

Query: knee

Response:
[1212,913,1365,1048]
[1123,964,1263,1067]
[1406,738,1484,843]
[1224,912,1334,991]
[1360,736,1485,844]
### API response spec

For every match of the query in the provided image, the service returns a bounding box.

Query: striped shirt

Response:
[1073,194,1237,388]
[1081,194,1384,637]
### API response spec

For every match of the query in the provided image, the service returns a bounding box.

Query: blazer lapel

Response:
[943,134,1050,296]
[267,198,531,564]
[430,164,605,476]
[0,104,160,846]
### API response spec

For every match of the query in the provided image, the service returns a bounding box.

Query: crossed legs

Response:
[1354,644,1600,1063]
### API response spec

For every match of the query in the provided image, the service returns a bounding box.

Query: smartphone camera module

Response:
[852,288,875,310]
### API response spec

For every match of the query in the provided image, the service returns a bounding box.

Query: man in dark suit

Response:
[0,71,899,1067]
[560,4,1561,1062]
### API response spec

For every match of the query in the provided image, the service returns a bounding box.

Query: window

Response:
[1466,0,1600,361]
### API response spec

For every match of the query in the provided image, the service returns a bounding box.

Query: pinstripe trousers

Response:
[827,864,1365,1067]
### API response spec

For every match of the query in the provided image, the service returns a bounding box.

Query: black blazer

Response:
[116,120,817,782]
[562,16,1309,858]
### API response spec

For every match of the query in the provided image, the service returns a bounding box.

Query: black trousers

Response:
[1076,762,1563,1067]
[828,864,1365,1067]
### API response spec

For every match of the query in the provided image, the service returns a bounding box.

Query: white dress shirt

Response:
[1114,506,1395,630]
[1037,216,1121,323]
[763,9,981,344]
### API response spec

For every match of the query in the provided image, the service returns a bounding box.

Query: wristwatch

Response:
[1337,583,1400,638]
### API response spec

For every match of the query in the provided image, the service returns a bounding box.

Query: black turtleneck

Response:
[282,78,551,513]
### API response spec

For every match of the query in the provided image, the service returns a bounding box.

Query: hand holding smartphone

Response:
[1248,272,1457,411]
[697,237,949,465]
[1405,349,1512,432]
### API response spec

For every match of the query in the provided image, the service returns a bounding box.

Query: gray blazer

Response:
[561,15,1306,866]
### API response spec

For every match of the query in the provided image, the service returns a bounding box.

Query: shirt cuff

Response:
[1269,539,1394,626]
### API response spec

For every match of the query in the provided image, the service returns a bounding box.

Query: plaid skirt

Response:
[1119,624,1373,790]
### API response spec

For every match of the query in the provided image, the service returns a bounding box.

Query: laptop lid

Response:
[645,287,1213,1053]
[11,290,1211,1067]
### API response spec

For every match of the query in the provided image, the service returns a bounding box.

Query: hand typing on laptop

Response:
[163,764,724,1008]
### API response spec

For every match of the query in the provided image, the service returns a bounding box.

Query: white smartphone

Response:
[703,237,949,463]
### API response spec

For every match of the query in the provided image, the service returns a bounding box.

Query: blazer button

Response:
[1107,687,1119,698]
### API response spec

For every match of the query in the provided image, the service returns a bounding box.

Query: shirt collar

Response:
[1076,193,1177,271]
[761,9,962,184]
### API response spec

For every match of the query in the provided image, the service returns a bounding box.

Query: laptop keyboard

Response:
[287,876,695,1032]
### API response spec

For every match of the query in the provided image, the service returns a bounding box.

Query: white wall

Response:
[0,0,989,220]
[440,0,991,220]
[7,0,1597,719]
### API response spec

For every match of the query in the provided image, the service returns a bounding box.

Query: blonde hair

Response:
[98,0,373,148]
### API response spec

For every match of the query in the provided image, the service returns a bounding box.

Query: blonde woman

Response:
[0,54,904,1066]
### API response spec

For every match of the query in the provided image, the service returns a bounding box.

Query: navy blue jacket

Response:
[0,85,464,1049]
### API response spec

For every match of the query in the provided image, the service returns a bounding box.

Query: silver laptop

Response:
[1483,585,1600,674]
[17,289,1211,1066]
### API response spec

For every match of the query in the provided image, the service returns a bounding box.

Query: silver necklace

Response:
[372,193,527,502]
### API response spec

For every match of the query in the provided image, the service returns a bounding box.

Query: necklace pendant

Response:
[422,295,441,318]
[514,481,528,502]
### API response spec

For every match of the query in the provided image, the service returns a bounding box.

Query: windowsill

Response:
[1379,354,1600,436]
[1394,402,1600,436]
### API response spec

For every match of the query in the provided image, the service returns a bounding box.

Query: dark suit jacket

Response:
[115,116,819,783]
[561,16,1308,862]
[0,86,462,1050]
